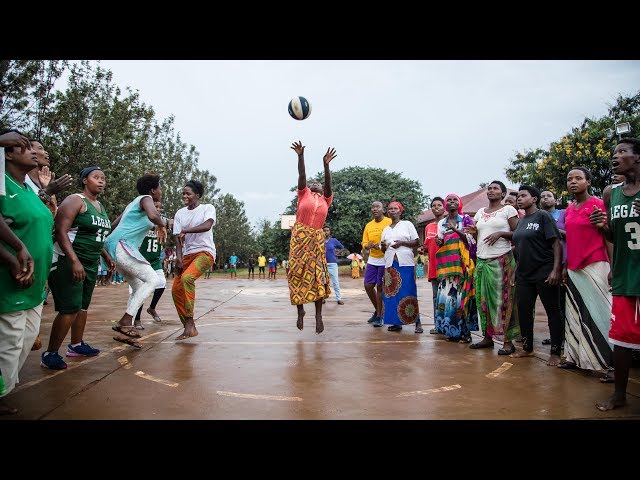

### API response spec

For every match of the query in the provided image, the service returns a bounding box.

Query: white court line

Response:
[135,371,179,388]
[397,384,461,397]
[12,344,127,392]
[118,356,132,370]
[162,340,428,345]
[217,390,302,402]
[486,362,513,378]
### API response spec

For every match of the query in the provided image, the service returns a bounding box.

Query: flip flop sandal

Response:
[112,325,141,338]
[498,345,516,355]
[470,341,494,349]
[599,374,615,383]
[113,336,142,349]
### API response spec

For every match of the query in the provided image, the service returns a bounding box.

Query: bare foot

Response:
[315,315,324,334]
[177,321,198,340]
[31,335,42,351]
[510,349,535,358]
[147,307,162,323]
[0,399,18,416]
[547,354,561,366]
[297,310,305,331]
[596,393,626,411]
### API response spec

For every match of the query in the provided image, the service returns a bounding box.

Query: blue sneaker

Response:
[367,312,378,323]
[66,341,100,357]
[371,317,383,327]
[40,351,67,370]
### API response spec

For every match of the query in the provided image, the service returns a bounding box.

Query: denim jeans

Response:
[326,262,341,301]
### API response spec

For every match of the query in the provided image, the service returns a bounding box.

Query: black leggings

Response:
[516,279,563,355]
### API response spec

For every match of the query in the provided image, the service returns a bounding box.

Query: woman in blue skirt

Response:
[380,201,423,333]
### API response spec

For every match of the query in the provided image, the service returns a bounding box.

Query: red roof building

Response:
[416,187,518,243]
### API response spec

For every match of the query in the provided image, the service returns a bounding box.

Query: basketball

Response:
[288,96,311,120]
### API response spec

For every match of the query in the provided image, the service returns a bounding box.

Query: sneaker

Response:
[371,317,383,327]
[66,341,100,357]
[41,351,67,370]
[367,312,378,323]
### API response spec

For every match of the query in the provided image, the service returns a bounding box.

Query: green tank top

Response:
[609,184,640,296]
[54,194,111,267]
[139,229,162,270]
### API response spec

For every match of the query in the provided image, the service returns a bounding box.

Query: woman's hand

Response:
[435,237,444,247]
[175,258,184,275]
[291,141,305,156]
[323,147,337,165]
[71,259,86,282]
[45,173,73,196]
[589,204,606,229]
[156,225,167,244]
[38,166,52,188]
[483,232,503,246]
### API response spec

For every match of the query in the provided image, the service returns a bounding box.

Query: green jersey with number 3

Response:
[609,184,640,296]
[53,194,111,269]
[139,229,162,270]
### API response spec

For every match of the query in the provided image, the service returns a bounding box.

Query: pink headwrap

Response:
[444,194,463,214]
[388,201,403,212]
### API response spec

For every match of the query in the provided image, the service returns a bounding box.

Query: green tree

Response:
[254,218,291,262]
[212,194,255,267]
[0,60,67,131]
[283,166,427,253]
[505,91,640,205]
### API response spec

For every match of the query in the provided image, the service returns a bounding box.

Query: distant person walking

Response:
[323,224,345,305]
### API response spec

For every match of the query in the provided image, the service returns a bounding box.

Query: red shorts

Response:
[609,296,640,348]
[269,267,275,273]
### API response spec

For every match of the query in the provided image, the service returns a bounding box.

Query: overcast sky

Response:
[95,60,640,227]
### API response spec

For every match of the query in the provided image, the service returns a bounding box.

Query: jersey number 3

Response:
[626,222,640,250]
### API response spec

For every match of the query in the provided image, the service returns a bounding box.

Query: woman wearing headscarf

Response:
[287,141,337,334]
[41,166,112,369]
[380,201,423,333]
[433,193,478,342]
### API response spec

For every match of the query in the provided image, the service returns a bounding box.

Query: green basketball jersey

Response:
[139,229,162,270]
[53,194,110,268]
[609,184,640,296]
[0,173,54,313]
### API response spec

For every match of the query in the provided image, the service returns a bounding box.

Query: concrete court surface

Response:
[2,272,639,420]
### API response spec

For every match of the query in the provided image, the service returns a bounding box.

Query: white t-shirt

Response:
[380,220,419,267]
[173,203,217,258]
[24,174,39,193]
[474,205,518,259]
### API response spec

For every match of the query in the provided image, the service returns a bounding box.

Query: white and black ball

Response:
[288,96,312,120]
